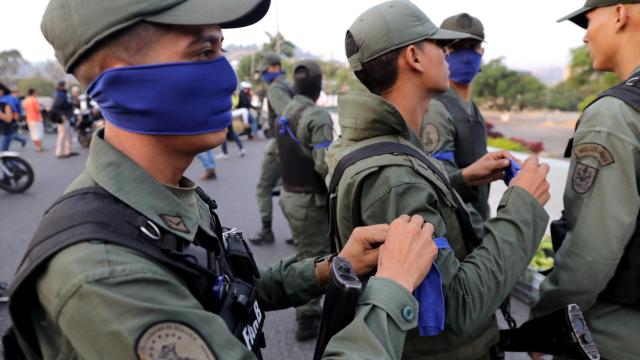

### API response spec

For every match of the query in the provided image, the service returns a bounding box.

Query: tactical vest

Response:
[434,94,490,220]
[267,80,294,131]
[276,103,328,194]
[2,187,266,359]
[327,139,501,358]
[583,72,640,306]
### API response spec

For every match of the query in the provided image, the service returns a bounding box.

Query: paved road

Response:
[0,132,536,359]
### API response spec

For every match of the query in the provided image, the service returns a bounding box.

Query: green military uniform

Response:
[328,91,548,359]
[278,93,334,326]
[16,130,419,359]
[422,13,489,237]
[532,68,640,360]
[328,2,549,358]
[422,87,488,236]
[5,1,455,359]
[255,75,293,239]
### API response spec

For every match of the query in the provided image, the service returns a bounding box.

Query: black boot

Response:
[249,221,275,245]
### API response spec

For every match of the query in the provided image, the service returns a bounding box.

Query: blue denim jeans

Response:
[196,150,216,170]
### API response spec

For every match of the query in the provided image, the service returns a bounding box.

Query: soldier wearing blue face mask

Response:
[421,13,502,237]
[2,1,443,359]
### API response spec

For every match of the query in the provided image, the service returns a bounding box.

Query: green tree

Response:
[473,58,547,111]
[547,45,619,111]
[0,49,27,84]
[17,77,55,97]
[262,32,296,58]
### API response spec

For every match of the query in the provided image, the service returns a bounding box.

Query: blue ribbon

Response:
[278,116,301,145]
[414,237,450,337]
[503,159,521,185]
[313,141,332,149]
[433,151,455,162]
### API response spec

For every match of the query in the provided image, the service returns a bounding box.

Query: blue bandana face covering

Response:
[87,57,237,135]
[262,71,285,84]
[447,49,483,85]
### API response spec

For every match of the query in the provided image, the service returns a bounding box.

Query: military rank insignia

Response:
[422,124,439,153]
[572,142,614,194]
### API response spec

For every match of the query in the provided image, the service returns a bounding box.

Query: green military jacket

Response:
[267,76,293,125]
[29,129,422,359]
[326,91,549,359]
[422,88,488,235]
[282,94,334,179]
[533,69,640,360]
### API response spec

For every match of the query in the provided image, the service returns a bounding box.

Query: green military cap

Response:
[41,0,271,72]
[294,59,322,78]
[440,13,485,42]
[259,52,282,73]
[347,0,470,72]
[559,0,640,28]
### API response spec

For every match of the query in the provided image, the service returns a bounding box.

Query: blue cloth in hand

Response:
[414,237,450,336]
[503,159,521,185]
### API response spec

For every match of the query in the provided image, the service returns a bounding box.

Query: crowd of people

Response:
[2,0,640,359]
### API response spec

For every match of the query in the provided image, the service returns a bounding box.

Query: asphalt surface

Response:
[0,131,533,359]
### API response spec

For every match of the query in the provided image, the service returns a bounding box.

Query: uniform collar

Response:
[338,90,424,149]
[292,94,315,105]
[85,129,215,241]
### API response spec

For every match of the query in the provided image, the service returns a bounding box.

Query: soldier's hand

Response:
[461,150,515,186]
[509,155,551,205]
[339,223,389,277]
[375,215,437,292]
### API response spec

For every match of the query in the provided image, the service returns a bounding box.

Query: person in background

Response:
[51,81,78,158]
[238,81,260,138]
[23,89,45,152]
[0,85,20,151]
[0,83,14,150]
[196,149,217,180]
[217,122,245,158]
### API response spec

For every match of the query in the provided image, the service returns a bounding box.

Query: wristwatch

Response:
[314,253,337,266]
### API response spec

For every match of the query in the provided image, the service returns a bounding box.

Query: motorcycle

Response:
[0,151,34,193]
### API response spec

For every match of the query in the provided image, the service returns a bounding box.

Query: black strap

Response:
[435,94,469,125]
[328,142,481,251]
[595,72,640,113]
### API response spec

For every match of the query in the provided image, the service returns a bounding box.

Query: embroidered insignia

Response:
[160,214,189,234]
[574,143,615,166]
[136,322,215,360]
[422,124,439,153]
[572,162,599,194]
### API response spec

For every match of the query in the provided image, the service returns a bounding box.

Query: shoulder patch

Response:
[572,162,599,194]
[159,215,190,234]
[422,124,439,153]
[574,143,615,166]
[137,322,216,360]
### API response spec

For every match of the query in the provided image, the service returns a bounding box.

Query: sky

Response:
[2,0,587,71]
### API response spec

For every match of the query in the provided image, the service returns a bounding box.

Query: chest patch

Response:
[422,124,439,153]
[574,143,615,166]
[160,215,190,234]
[137,322,216,360]
[572,162,599,194]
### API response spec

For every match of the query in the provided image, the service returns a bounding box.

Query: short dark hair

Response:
[73,22,168,86]
[345,31,403,95]
[0,83,10,96]
[28,88,36,96]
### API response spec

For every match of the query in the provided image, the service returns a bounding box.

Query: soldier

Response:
[250,52,294,245]
[532,1,640,359]
[276,59,333,340]
[422,13,492,236]
[2,0,442,359]
[327,1,551,358]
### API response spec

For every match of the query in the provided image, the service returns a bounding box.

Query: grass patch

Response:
[487,137,528,152]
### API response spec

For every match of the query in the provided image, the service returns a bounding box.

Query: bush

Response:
[488,137,528,152]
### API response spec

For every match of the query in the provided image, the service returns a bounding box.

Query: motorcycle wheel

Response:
[0,156,35,193]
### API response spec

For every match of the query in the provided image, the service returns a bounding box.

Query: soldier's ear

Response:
[614,4,630,32]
